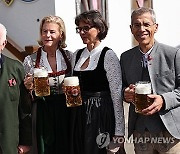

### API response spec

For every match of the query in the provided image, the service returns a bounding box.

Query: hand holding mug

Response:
[24,74,33,91]
[33,68,50,97]
[134,81,154,114]
[124,84,135,103]
[141,94,164,115]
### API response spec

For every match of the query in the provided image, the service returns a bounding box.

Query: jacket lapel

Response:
[148,41,159,94]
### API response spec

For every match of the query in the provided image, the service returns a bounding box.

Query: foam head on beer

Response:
[64,76,79,86]
[135,82,151,94]
[34,68,48,77]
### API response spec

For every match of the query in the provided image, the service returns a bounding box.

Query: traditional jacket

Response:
[0,55,32,154]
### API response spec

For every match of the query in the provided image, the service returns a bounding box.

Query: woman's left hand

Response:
[106,136,126,154]
[18,145,31,154]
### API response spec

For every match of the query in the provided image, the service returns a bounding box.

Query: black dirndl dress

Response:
[70,47,115,154]
[31,48,72,154]
[36,94,71,154]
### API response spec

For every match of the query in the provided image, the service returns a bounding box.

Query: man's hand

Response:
[141,94,164,115]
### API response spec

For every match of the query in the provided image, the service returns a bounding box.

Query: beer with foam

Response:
[134,81,153,113]
[33,68,50,96]
[63,76,82,107]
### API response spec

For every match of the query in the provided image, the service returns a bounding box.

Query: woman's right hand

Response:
[24,74,34,91]
[124,84,135,103]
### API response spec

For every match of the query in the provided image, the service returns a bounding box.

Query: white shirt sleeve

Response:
[23,55,34,75]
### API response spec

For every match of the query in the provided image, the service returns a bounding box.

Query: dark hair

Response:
[75,10,108,40]
[131,7,156,25]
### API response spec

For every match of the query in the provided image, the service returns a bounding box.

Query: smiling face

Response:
[41,22,62,49]
[130,12,158,52]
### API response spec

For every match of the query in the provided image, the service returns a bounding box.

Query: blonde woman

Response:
[23,15,72,154]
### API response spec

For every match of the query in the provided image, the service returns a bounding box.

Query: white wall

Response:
[55,0,84,53]
[0,0,132,59]
[0,0,55,51]
[4,1,177,60]
[2,0,180,60]
[103,0,132,58]
[153,0,180,47]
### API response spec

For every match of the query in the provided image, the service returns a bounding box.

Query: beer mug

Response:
[63,76,82,107]
[33,68,50,97]
[134,81,154,113]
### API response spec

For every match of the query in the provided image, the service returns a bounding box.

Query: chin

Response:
[137,39,148,44]
[44,43,53,47]
[82,40,88,44]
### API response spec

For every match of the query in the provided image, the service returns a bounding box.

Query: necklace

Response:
[35,47,71,77]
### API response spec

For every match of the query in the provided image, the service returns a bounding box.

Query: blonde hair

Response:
[39,15,67,49]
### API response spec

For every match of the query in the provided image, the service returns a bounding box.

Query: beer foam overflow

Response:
[64,77,79,86]
[34,68,48,77]
[135,83,151,94]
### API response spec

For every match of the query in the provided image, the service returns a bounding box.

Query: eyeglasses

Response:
[132,23,156,29]
[76,26,94,33]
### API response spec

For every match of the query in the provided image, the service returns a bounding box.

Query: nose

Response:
[46,31,51,37]
[139,25,146,31]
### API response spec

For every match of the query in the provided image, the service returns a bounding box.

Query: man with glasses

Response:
[0,23,32,154]
[120,7,180,153]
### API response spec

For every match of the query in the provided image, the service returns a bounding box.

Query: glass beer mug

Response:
[33,68,50,97]
[63,76,82,107]
[134,81,154,113]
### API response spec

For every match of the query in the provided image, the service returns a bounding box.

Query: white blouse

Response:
[72,44,125,136]
[23,48,69,94]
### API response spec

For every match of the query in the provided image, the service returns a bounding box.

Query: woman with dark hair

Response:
[70,10,125,154]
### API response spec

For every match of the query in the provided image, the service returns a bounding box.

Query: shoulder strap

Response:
[99,46,110,61]
[35,47,41,68]
[29,50,38,68]
[101,47,110,55]
[60,49,72,74]
[75,48,85,64]
[97,46,110,68]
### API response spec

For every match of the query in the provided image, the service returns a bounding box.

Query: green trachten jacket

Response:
[0,55,32,154]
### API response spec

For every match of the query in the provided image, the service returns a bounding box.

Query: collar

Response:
[83,43,105,57]
[0,54,4,63]
[0,54,4,69]
[139,46,154,58]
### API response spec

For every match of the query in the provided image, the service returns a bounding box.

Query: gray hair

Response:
[0,23,7,45]
[131,7,156,25]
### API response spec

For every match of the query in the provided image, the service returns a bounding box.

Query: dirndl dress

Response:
[70,47,115,154]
